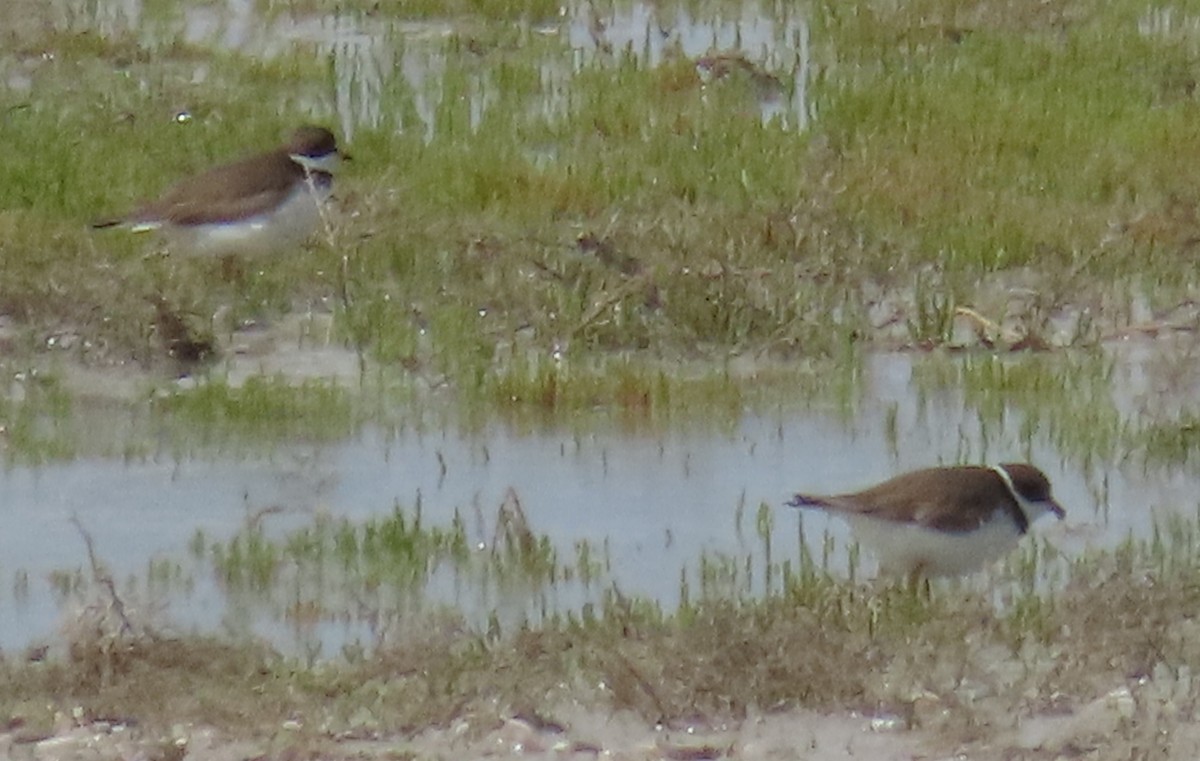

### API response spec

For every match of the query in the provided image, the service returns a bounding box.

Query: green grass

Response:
[10,499,1200,753]
[0,370,79,463]
[2,0,1195,478]
[7,4,1200,755]
[911,347,1200,473]
[201,492,594,637]
[257,0,563,22]
[152,376,356,442]
[816,0,1200,276]
[9,0,1190,386]
[911,351,1127,465]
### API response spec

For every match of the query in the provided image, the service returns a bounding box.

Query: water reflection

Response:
[4,0,813,139]
[3,0,1194,654]
[2,340,1199,652]
[568,1,811,127]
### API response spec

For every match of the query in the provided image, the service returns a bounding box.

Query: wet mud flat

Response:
[3,529,1200,761]
[7,0,1200,758]
[6,323,1200,761]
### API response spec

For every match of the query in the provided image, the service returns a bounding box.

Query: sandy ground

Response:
[3,680,1198,761]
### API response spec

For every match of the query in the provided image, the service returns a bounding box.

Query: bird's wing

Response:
[133,154,303,225]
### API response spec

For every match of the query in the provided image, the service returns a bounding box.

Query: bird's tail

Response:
[786,493,828,509]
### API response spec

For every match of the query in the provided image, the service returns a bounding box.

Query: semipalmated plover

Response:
[93,125,347,256]
[786,463,1065,578]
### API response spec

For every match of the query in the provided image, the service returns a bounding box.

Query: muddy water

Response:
[0,0,806,651]
[0,0,1191,652]
[0,340,1191,653]
[2,0,811,138]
